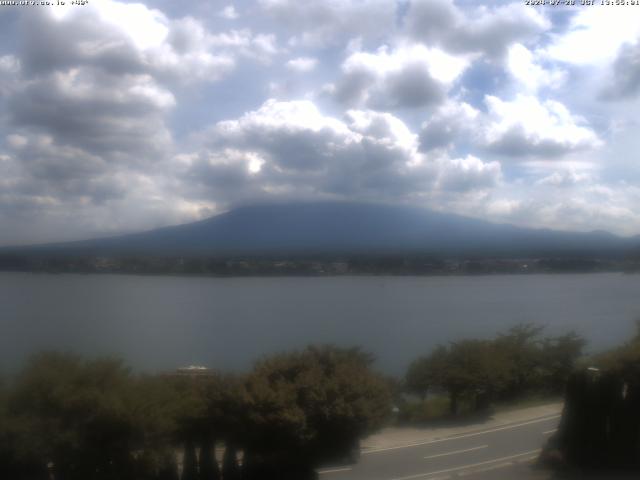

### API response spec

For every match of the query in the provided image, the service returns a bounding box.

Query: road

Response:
[317,414,560,480]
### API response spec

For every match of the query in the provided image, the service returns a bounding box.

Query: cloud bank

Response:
[1,0,639,244]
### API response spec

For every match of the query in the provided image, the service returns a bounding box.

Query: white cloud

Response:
[507,44,566,92]
[435,155,502,193]
[206,29,279,63]
[194,99,499,204]
[536,170,593,187]
[286,57,318,73]
[259,0,396,47]
[482,94,602,158]
[219,5,239,20]
[545,5,640,66]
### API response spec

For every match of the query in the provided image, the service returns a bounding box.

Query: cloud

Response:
[506,44,566,92]
[544,5,640,66]
[219,5,239,20]
[435,155,502,193]
[420,101,480,152]
[536,170,593,187]
[7,68,174,162]
[17,2,282,84]
[191,99,499,204]
[0,55,20,96]
[482,95,602,158]
[602,41,640,100]
[259,0,396,47]
[332,44,469,109]
[205,29,279,64]
[486,182,640,236]
[286,57,318,73]
[420,95,601,160]
[2,0,640,244]
[406,0,550,58]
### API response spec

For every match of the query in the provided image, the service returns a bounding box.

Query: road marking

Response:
[389,449,541,480]
[457,454,539,477]
[423,445,488,460]
[542,429,557,435]
[364,415,560,454]
[317,467,353,475]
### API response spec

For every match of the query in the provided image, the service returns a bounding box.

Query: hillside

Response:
[3,202,638,259]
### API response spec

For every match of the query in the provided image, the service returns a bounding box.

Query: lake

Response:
[1,272,638,376]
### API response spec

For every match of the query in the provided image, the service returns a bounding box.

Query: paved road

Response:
[317,414,560,480]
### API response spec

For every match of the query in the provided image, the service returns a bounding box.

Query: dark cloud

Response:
[8,69,174,161]
[602,41,640,100]
[406,0,549,58]
[332,45,467,110]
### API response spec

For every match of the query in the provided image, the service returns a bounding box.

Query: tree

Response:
[241,346,391,478]
[8,352,138,480]
[540,332,586,394]
[405,357,431,401]
[439,340,510,415]
[404,346,449,401]
[495,323,546,399]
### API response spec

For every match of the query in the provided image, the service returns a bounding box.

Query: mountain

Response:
[3,202,639,258]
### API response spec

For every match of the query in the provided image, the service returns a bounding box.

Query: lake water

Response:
[1,272,639,376]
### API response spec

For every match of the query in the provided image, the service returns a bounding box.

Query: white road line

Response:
[364,415,560,454]
[542,429,557,435]
[457,454,539,477]
[389,449,541,480]
[317,467,353,475]
[423,445,488,460]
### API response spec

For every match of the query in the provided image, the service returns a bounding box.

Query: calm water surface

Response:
[1,272,639,375]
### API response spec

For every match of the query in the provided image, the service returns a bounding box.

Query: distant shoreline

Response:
[0,266,637,279]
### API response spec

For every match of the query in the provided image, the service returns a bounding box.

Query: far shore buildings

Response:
[172,365,216,378]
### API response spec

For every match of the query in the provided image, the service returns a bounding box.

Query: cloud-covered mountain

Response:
[9,202,638,258]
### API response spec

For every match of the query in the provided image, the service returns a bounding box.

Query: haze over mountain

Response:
[5,202,639,258]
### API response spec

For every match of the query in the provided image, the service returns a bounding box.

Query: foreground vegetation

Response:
[402,324,585,421]
[0,346,390,480]
[541,323,640,473]
[2,322,633,479]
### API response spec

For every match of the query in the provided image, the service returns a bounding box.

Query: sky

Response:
[1,0,640,246]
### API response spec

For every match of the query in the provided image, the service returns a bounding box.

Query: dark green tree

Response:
[8,352,138,480]
[495,323,546,399]
[241,346,391,478]
[404,346,449,401]
[540,332,586,394]
[440,340,510,415]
